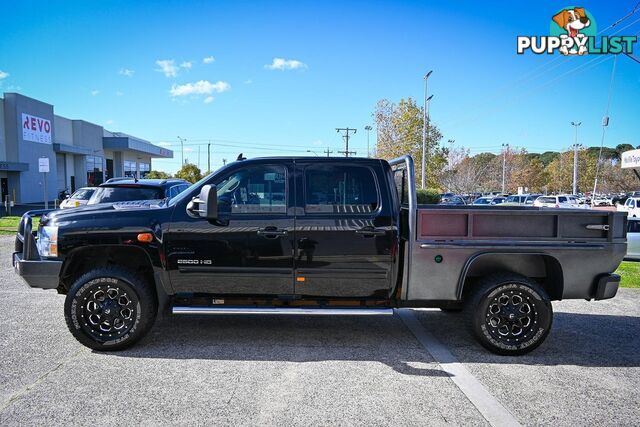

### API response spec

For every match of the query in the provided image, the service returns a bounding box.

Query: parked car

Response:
[618,197,640,217]
[13,155,625,356]
[592,195,613,206]
[59,187,96,209]
[439,195,466,205]
[533,195,582,209]
[626,218,640,261]
[472,196,503,206]
[87,178,190,205]
[502,194,539,206]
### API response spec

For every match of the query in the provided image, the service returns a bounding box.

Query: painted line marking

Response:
[397,308,521,427]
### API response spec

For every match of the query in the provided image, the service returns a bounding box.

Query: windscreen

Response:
[88,186,164,204]
[71,188,95,200]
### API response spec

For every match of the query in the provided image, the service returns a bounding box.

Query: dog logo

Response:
[517,7,636,56]
[552,7,591,55]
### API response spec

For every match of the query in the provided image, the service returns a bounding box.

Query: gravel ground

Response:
[1,235,639,426]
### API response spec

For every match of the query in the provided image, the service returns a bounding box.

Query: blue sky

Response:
[1,0,639,173]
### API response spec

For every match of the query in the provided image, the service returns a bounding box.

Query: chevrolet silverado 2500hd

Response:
[13,155,626,355]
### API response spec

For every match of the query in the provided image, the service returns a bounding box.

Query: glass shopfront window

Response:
[139,162,150,178]
[124,160,137,178]
[86,155,104,186]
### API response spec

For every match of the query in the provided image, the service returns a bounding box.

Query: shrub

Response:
[416,188,441,204]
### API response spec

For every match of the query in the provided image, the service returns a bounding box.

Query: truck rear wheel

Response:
[64,267,157,351]
[464,272,552,355]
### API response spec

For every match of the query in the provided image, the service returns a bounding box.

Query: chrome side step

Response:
[172,306,394,316]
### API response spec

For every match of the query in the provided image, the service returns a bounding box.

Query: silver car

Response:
[627,218,640,261]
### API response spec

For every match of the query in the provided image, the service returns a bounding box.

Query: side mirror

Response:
[187,184,217,220]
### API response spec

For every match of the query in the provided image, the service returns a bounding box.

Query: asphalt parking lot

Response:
[1,235,639,426]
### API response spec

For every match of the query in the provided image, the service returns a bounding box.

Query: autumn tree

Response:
[374,98,447,189]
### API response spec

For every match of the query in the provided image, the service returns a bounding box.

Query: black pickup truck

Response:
[13,155,626,355]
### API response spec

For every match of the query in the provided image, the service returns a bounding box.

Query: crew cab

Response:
[12,156,626,355]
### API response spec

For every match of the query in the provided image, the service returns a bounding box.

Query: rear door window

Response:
[304,164,379,214]
[629,220,640,233]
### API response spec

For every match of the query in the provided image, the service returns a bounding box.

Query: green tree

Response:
[145,170,172,179]
[374,97,447,189]
[175,163,202,183]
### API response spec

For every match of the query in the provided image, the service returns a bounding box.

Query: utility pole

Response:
[222,158,227,166]
[177,136,186,165]
[501,143,509,194]
[324,147,333,157]
[336,127,357,157]
[207,141,211,173]
[364,125,372,157]
[571,121,581,195]
[421,70,433,189]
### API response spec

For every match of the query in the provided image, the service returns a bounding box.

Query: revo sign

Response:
[21,113,52,144]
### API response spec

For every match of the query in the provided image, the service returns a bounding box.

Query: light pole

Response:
[306,150,320,157]
[571,121,581,195]
[177,136,187,166]
[501,143,509,194]
[421,70,433,189]
[364,125,372,157]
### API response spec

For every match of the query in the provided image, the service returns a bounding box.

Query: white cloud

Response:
[155,59,179,77]
[169,80,230,97]
[180,61,192,70]
[157,142,172,147]
[90,90,100,96]
[115,90,124,96]
[244,79,253,84]
[0,70,9,80]
[118,68,135,77]
[204,96,214,104]
[105,119,114,125]
[265,57,307,71]
[203,56,215,64]
[312,140,323,146]
[184,147,194,152]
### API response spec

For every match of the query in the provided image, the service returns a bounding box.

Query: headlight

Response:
[37,226,59,257]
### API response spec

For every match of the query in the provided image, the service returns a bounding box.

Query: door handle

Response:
[257,227,288,238]
[355,227,386,237]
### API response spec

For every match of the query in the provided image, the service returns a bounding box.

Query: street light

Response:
[571,121,582,195]
[421,70,433,189]
[501,143,509,194]
[306,150,320,157]
[364,125,373,157]
[177,136,187,165]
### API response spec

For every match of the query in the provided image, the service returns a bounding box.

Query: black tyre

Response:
[464,272,552,355]
[64,267,157,351]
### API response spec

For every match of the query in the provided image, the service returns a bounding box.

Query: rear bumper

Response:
[12,251,62,289]
[593,273,620,300]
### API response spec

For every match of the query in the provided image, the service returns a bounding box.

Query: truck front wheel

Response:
[464,272,552,355]
[64,267,157,351]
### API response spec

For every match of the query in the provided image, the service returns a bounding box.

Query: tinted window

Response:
[88,186,164,204]
[537,197,556,204]
[305,164,378,214]
[215,165,286,214]
[629,220,640,233]
[558,196,567,203]
[71,188,95,200]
